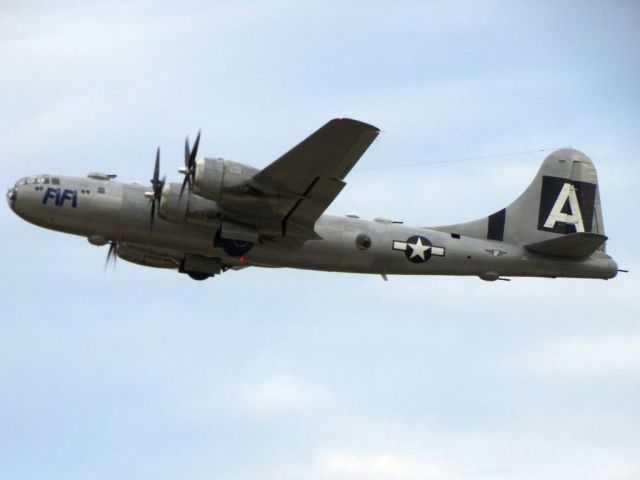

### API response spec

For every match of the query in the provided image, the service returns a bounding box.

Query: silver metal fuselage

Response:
[7,175,618,280]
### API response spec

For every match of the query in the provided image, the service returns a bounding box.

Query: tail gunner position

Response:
[7,118,619,281]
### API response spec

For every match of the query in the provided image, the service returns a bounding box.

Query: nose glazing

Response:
[6,187,17,208]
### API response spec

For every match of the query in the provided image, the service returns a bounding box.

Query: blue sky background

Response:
[1,2,639,479]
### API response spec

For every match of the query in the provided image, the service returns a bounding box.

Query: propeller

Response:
[179,130,201,197]
[104,240,117,270]
[145,147,165,230]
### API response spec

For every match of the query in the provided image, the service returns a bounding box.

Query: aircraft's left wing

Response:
[251,118,379,237]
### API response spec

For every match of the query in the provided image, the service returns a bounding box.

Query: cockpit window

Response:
[18,176,51,185]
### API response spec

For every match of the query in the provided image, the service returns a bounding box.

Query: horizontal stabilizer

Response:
[525,232,607,259]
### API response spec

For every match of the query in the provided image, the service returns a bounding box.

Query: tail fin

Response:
[434,148,607,255]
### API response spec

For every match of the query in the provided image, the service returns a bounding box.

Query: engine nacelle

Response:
[159,182,222,226]
[117,244,180,269]
[193,157,260,202]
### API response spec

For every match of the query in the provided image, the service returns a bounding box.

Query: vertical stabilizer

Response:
[433,148,606,250]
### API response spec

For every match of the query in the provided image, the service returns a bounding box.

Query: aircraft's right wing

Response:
[251,118,379,237]
[252,118,380,195]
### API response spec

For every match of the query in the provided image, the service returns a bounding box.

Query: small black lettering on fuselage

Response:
[42,187,78,208]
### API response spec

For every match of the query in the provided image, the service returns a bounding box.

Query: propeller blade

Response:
[150,197,156,230]
[104,241,117,270]
[148,147,163,231]
[184,137,191,168]
[180,130,201,197]
[153,147,160,190]
[189,130,201,167]
[180,175,190,198]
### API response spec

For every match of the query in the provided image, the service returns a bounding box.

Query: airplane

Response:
[6,118,620,282]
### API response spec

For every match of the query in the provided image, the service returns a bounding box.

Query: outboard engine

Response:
[193,158,260,202]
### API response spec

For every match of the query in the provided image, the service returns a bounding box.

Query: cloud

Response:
[238,373,330,416]
[181,373,332,423]
[2,3,640,480]
[281,450,459,480]
[515,333,640,378]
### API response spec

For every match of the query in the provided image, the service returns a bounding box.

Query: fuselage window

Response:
[51,177,60,185]
[98,187,106,194]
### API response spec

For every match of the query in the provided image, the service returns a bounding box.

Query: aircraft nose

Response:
[6,186,17,209]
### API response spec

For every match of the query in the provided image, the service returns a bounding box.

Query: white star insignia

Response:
[407,237,430,260]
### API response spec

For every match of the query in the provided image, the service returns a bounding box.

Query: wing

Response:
[251,118,379,237]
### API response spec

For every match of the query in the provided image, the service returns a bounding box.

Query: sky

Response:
[1,1,639,479]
